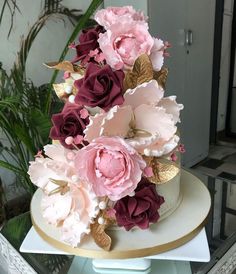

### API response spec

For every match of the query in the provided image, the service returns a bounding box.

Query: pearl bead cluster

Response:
[97,201,107,225]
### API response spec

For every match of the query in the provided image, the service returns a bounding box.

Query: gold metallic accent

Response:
[123,54,154,91]
[44,61,85,74]
[52,83,78,100]
[90,197,116,251]
[48,178,69,196]
[31,211,208,259]
[153,67,168,89]
[144,156,180,185]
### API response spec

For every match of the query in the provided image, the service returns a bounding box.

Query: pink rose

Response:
[74,136,146,201]
[95,6,146,29]
[98,20,154,70]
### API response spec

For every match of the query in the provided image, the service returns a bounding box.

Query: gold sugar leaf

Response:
[90,217,111,251]
[90,209,116,251]
[53,83,67,99]
[153,67,168,89]
[52,83,77,100]
[44,61,85,74]
[124,54,154,91]
[144,156,180,184]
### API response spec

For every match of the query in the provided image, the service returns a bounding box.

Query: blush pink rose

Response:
[95,6,146,29]
[74,136,146,201]
[98,20,154,70]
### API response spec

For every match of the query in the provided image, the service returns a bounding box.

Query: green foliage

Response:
[0,0,104,196]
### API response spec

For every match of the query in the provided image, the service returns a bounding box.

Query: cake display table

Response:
[20,170,211,273]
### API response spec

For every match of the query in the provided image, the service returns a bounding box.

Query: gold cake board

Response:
[31,169,211,259]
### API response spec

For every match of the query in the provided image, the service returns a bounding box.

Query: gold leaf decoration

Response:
[144,156,180,184]
[153,67,168,89]
[53,83,67,100]
[53,83,77,100]
[90,208,116,251]
[44,61,84,74]
[123,54,154,91]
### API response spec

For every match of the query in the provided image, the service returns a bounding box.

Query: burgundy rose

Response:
[114,178,164,231]
[74,63,125,111]
[50,103,89,148]
[73,25,104,64]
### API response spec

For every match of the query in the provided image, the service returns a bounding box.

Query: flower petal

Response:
[150,38,164,71]
[134,104,176,140]
[41,192,72,226]
[158,96,184,124]
[144,135,180,157]
[124,80,164,109]
[84,112,106,142]
[101,105,133,137]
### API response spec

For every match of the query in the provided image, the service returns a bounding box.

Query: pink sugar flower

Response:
[95,6,146,30]
[98,20,153,70]
[74,136,146,201]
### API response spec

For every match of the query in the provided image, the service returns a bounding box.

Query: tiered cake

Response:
[28,5,184,251]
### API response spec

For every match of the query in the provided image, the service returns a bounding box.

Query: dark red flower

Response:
[74,63,124,111]
[114,178,164,231]
[73,25,104,65]
[49,103,89,148]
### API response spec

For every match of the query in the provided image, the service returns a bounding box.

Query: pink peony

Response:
[98,20,154,70]
[28,143,99,247]
[150,38,165,71]
[95,6,146,29]
[74,136,146,201]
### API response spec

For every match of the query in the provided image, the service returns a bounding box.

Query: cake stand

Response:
[25,169,211,273]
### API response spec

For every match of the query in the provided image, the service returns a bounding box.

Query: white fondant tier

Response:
[158,171,182,221]
[31,170,211,258]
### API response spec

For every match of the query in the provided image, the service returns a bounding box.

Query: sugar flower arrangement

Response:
[28,6,184,251]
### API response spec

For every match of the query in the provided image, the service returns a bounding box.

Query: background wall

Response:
[0,0,92,86]
[217,0,234,132]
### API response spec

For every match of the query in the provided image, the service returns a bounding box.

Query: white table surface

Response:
[20,226,210,262]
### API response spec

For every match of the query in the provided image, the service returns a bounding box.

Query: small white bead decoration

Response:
[71,175,78,182]
[99,201,107,210]
[129,191,135,197]
[65,85,73,94]
[98,217,105,225]
[144,148,151,156]
[68,95,75,103]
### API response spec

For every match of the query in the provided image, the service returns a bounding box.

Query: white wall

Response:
[0,0,93,86]
[217,0,234,132]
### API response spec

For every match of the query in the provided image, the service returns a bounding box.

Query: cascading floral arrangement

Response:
[28,6,184,251]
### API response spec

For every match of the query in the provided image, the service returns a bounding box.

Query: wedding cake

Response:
[28,5,184,251]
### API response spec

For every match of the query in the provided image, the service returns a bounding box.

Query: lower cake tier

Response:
[31,169,211,258]
[157,171,182,221]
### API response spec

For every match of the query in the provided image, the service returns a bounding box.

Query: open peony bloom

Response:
[85,80,183,157]
[28,144,99,247]
[98,20,153,70]
[95,6,146,30]
[74,136,146,201]
[28,144,75,193]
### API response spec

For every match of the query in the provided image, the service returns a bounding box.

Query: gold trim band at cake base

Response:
[31,212,209,259]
